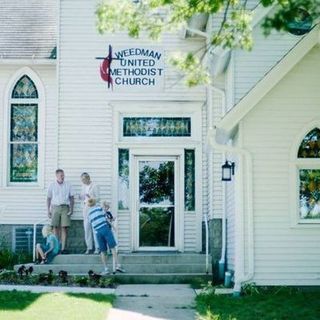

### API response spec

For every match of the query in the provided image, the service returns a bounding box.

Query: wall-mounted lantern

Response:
[221,161,235,182]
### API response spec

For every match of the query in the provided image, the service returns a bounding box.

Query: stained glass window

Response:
[185,149,195,211]
[12,76,38,99]
[9,76,38,183]
[10,104,38,142]
[123,117,191,137]
[118,149,129,210]
[10,144,38,182]
[298,128,320,220]
[298,128,320,158]
[299,169,320,220]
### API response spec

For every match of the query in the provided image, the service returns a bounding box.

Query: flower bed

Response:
[0,268,116,289]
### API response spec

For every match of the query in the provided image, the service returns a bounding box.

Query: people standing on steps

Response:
[79,172,101,254]
[87,198,125,275]
[47,169,74,254]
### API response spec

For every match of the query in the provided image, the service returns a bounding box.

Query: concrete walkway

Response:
[107,284,197,320]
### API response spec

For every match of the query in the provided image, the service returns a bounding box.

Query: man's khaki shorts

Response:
[51,205,71,227]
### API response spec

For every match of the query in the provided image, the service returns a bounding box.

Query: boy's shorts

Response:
[96,225,117,252]
[40,244,57,263]
[51,205,71,227]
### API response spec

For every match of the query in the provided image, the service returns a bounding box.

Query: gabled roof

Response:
[217,25,320,133]
[0,0,57,59]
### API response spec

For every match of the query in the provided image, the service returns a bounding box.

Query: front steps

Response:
[15,253,212,284]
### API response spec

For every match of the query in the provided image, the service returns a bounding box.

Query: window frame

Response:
[3,68,45,188]
[290,122,320,226]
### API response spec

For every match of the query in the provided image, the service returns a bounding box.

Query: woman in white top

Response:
[80,172,100,254]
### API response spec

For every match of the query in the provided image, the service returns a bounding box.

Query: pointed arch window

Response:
[297,128,320,221]
[9,75,39,183]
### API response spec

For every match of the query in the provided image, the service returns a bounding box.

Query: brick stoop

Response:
[15,253,212,284]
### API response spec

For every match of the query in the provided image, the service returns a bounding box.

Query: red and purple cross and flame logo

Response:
[96,45,121,90]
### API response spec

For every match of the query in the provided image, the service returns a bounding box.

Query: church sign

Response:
[98,45,164,93]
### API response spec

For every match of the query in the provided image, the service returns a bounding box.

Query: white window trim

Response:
[289,120,320,227]
[2,67,46,188]
[111,101,202,143]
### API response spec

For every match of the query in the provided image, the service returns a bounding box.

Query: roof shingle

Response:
[0,0,57,59]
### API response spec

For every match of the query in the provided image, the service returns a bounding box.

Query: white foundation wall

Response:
[242,45,320,285]
[0,64,57,224]
[59,0,206,251]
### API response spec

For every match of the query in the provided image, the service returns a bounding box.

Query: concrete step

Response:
[51,253,208,265]
[14,253,212,284]
[27,263,208,274]
[113,273,212,284]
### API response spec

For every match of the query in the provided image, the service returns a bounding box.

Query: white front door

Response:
[133,155,180,251]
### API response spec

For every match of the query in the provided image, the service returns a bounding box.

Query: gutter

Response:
[0,59,56,65]
[207,125,254,296]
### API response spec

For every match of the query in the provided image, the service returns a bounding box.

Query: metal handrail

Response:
[204,213,209,274]
[32,219,50,262]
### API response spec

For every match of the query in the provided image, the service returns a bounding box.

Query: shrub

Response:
[0,248,32,270]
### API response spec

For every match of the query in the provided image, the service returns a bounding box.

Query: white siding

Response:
[212,89,224,219]
[234,24,300,104]
[59,0,206,251]
[184,213,197,252]
[0,64,57,224]
[242,45,320,285]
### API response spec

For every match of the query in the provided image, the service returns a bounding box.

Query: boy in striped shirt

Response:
[87,198,125,275]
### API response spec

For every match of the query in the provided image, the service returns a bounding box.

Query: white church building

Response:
[0,0,319,290]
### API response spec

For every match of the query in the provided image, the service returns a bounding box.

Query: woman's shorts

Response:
[96,225,117,252]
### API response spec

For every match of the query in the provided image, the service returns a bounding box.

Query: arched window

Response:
[9,75,39,183]
[297,128,320,221]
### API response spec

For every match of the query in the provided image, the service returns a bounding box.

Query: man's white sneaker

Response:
[113,265,126,274]
[100,268,110,275]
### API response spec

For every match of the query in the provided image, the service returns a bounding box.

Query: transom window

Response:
[123,117,191,137]
[298,128,320,221]
[9,75,39,183]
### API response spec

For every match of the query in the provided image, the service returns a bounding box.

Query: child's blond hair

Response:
[87,198,97,207]
[42,225,53,238]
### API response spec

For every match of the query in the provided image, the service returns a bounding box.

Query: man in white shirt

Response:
[47,169,74,254]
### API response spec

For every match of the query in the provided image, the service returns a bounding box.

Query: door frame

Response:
[130,148,184,251]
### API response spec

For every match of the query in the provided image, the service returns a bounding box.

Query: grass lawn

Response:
[196,288,320,320]
[0,290,115,320]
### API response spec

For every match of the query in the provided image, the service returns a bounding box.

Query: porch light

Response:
[221,161,235,182]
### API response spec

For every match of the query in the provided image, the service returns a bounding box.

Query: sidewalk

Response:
[107,284,196,320]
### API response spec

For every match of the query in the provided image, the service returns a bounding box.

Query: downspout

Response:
[207,125,254,296]
[207,86,227,280]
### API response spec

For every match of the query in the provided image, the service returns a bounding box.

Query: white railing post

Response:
[32,219,48,262]
[33,223,37,262]
[204,213,209,274]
